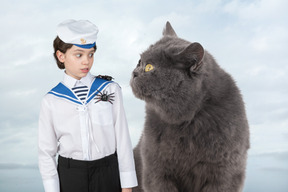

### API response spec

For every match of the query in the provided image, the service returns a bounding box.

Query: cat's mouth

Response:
[133,86,153,101]
[131,80,154,101]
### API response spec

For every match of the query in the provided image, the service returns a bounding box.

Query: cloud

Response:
[0,163,38,170]
[245,150,288,192]
[253,151,288,163]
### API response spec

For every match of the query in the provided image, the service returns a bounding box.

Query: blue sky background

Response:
[0,0,287,191]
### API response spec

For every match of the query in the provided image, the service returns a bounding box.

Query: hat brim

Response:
[74,42,96,49]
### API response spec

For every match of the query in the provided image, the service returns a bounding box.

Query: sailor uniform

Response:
[38,73,137,192]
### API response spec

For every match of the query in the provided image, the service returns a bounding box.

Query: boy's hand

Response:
[122,188,132,192]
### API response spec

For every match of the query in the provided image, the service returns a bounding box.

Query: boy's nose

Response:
[82,56,90,65]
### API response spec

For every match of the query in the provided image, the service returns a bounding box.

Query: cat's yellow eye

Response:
[145,64,154,72]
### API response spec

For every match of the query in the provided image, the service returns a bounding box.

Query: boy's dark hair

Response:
[53,36,97,69]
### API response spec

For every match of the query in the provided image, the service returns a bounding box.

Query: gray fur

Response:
[130,22,249,192]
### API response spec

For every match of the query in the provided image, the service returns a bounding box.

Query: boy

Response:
[38,19,137,192]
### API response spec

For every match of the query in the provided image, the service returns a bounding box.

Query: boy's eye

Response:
[89,53,94,57]
[76,54,82,58]
[145,64,154,72]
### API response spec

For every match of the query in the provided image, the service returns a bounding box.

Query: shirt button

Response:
[76,106,87,111]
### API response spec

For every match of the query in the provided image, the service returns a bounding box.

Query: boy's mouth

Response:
[81,68,89,73]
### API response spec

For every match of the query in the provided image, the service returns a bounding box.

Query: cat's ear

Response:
[175,42,204,72]
[163,21,177,37]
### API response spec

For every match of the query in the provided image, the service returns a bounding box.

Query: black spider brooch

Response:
[94,90,115,104]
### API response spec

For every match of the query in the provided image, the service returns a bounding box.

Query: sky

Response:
[0,0,287,191]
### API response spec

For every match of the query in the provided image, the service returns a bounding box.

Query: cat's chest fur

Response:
[142,104,239,165]
[142,108,198,164]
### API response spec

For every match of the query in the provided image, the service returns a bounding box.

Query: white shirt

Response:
[38,72,137,192]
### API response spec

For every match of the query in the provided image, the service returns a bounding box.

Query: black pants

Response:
[58,153,121,192]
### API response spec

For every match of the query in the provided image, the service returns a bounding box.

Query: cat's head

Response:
[130,22,206,123]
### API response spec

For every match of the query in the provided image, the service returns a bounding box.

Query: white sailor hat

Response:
[56,19,99,49]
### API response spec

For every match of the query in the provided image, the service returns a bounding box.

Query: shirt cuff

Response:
[119,170,138,188]
[43,178,60,192]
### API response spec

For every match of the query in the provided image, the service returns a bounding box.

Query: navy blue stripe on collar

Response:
[48,83,82,105]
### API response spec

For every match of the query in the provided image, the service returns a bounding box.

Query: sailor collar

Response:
[48,76,112,105]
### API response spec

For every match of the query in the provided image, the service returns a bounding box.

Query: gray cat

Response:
[130,22,249,192]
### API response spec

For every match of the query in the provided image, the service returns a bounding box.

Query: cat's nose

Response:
[133,71,138,78]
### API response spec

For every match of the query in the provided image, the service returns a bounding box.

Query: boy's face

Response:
[57,45,95,80]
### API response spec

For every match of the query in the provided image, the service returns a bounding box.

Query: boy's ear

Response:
[56,50,65,63]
